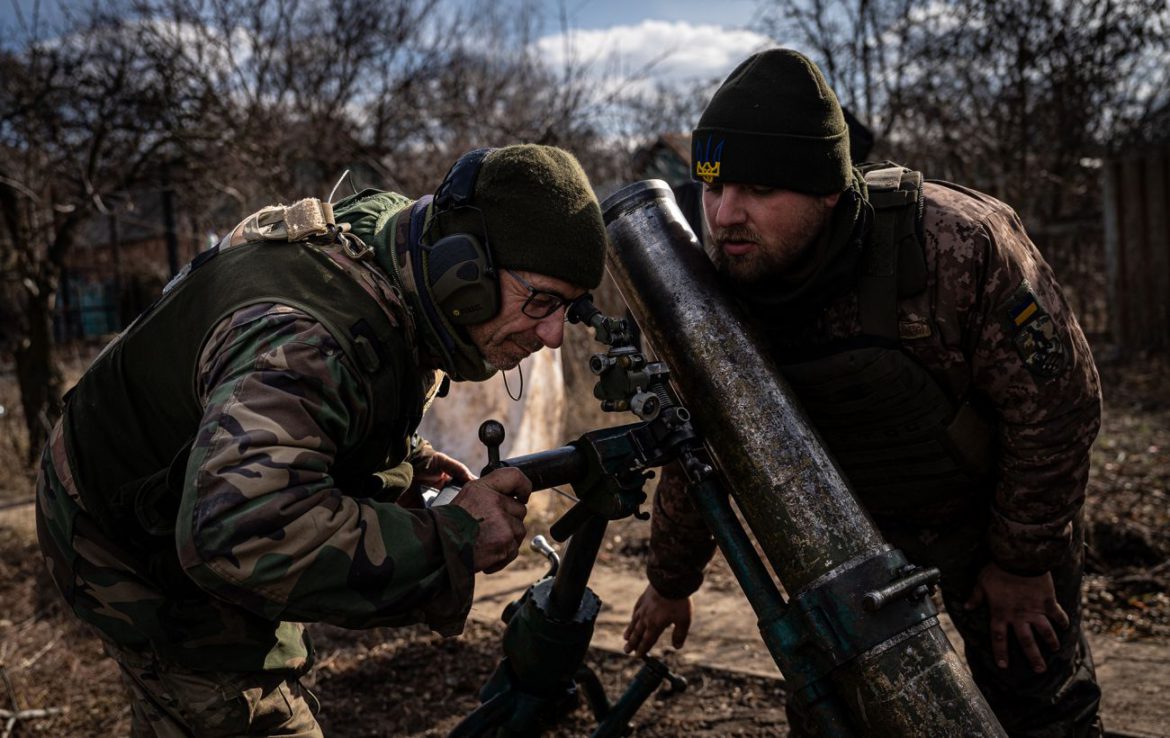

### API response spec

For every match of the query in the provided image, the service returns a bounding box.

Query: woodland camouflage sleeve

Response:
[646,461,718,599]
[928,185,1102,576]
[175,304,479,636]
[407,433,441,476]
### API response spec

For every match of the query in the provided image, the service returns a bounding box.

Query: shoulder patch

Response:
[898,318,932,340]
[1003,281,1066,378]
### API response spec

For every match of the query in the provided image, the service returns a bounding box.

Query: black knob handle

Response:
[479,420,505,471]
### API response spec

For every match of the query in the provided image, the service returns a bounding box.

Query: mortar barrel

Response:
[600,180,1005,738]
[601,179,879,590]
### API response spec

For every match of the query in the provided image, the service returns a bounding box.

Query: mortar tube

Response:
[601,180,1005,737]
[602,181,881,590]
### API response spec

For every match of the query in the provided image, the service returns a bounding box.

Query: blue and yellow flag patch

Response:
[1004,281,1067,378]
[1009,296,1040,327]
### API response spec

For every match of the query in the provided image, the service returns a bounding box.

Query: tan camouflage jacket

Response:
[648,181,1102,598]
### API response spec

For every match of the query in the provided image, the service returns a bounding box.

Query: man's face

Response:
[466,270,586,370]
[703,183,841,287]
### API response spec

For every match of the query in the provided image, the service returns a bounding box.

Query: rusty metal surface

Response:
[601,180,882,591]
[837,620,1003,736]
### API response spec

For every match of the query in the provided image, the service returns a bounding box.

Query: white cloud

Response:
[535,19,773,90]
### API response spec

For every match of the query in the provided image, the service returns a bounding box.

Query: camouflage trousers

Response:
[786,517,1103,738]
[106,641,322,738]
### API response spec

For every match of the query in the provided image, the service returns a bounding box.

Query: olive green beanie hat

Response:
[692,48,851,195]
[437,144,607,289]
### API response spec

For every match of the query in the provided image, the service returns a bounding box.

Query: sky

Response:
[533,0,772,89]
[557,0,757,30]
[3,0,776,89]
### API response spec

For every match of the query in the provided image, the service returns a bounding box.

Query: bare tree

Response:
[757,0,922,143]
[756,0,1169,221]
[0,0,640,464]
[380,0,635,191]
[895,0,1168,223]
[1,5,185,460]
[135,0,442,202]
[754,0,1169,328]
[0,0,442,458]
[137,0,628,199]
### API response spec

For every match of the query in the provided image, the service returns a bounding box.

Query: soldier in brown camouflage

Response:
[36,145,609,737]
[623,50,1104,737]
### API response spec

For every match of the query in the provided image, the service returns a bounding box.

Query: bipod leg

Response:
[589,656,688,738]
[447,691,516,738]
[575,665,611,722]
[685,475,858,738]
[455,514,610,738]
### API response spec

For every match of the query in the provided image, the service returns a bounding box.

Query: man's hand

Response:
[450,467,532,574]
[623,584,692,657]
[396,451,475,508]
[414,450,474,490]
[964,561,1069,673]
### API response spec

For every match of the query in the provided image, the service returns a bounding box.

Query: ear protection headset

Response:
[425,147,500,326]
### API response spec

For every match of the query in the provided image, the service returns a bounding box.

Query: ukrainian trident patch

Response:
[694,136,724,183]
[1004,281,1067,378]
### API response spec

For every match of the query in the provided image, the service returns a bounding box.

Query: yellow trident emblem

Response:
[694,137,725,184]
[695,161,721,183]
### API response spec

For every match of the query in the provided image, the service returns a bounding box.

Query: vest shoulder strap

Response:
[857,161,928,340]
[65,238,418,549]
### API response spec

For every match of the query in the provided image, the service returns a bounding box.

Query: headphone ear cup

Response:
[426,233,500,326]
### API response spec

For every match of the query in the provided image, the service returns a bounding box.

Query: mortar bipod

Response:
[447,512,687,738]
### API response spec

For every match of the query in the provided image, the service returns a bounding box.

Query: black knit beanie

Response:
[692,49,851,195]
[437,144,607,289]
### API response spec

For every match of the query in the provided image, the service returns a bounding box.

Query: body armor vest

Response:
[779,344,994,528]
[775,164,996,529]
[62,238,421,557]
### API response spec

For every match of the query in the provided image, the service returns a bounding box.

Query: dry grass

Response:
[0,376,34,506]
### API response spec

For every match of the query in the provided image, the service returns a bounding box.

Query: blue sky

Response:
[554,0,757,30]
[3,0,775,87]
[3,0,761,33]
[533,0,774,90]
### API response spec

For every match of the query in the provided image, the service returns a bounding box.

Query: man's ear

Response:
[823,191,842,209]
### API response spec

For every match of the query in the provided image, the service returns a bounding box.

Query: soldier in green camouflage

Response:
[36,144,609,737]
[623,50,1105,737]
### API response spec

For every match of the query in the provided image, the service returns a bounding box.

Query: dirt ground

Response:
[1,346,1169,737]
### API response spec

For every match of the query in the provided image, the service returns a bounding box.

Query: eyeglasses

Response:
[505,270,574,319]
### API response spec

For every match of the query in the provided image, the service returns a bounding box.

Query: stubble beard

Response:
[711,204,833,289]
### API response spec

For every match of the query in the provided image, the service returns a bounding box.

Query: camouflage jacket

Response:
[37,196,479,673]
[648,181,1102,598]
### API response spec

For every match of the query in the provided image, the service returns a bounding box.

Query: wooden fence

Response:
[1103,147,1170,351]
[1029,221,1108,341]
